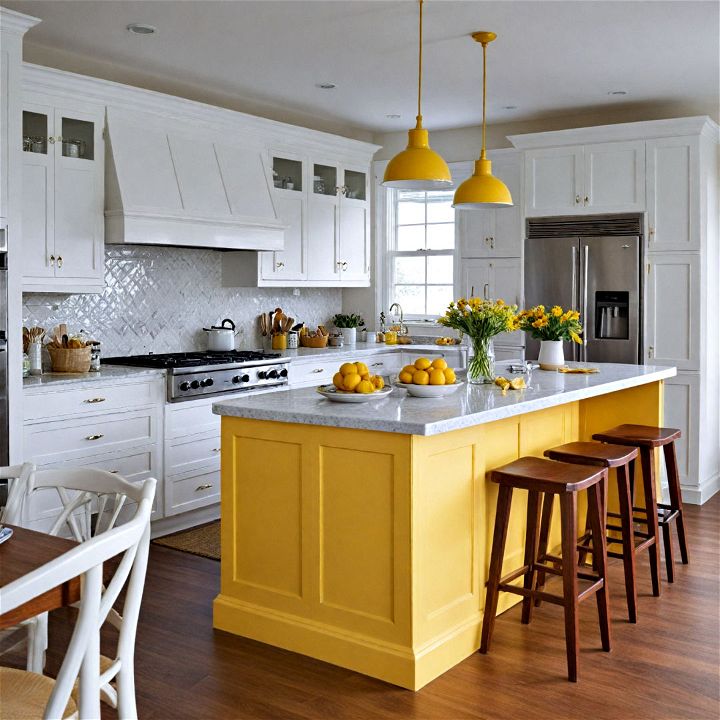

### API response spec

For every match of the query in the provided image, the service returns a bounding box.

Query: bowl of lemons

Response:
[395,357,464,398]
[317,361,393,403]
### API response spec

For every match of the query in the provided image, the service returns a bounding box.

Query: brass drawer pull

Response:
[311,368,324,373]
[371,362,384,367]
[109,470,119,474]
[212,448,221,453]
[85,434,104,441]
[83,397,106,404]
[195,483,213,492]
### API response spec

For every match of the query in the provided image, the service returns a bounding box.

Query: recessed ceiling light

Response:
[608,90,628,96]
[502,105,518,110]
[386,114,401,119]
[127,23,156,35]
[315,82,336,90]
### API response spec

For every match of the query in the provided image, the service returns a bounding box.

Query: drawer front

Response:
[166,430,221,476]
[165,398,220,439]
[24,408,158,466]
[289,360,336,387]
[25,444,162,526]
[364,352,402,374]
[24,379,164,422]
[166,467,220,516]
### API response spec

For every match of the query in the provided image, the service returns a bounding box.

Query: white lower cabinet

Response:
[662,372,699,490]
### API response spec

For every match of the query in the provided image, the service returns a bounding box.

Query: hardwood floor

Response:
[34,494,720,719]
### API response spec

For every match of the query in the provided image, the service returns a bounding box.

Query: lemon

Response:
[413,369,430,385]
[399,371,414,384]
[431,358,447,371]
[510,378,527,390]
[355,362,369,376]
[429,369,446,385]
[332,372,345,390]
[340,362,357,376]
[360,372,371,381]
[414,357,432,371]
[372,375,385,390]
[356,380,375,394]
[443,368,456,384]
[343,373,362,391]
[402,364,417,376]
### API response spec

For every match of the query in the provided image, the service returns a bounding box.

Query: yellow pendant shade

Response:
[382,0,451,190]
[382,121,452,189]
[453,157,512,208]
[453,31,513,209]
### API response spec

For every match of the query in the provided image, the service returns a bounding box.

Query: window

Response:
[387,190,456,319]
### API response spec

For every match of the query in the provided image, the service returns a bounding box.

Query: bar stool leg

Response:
[521,490,542,625]
[480,485,514,654]
[587,479,612,652]
[534,493,554,607]
[616,462,638,623]
[664,441,689,565]
[560,491,580,682]
[640,447,662,597]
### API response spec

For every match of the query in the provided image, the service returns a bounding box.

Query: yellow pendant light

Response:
[382,0,451,190]
[453,32,513,208]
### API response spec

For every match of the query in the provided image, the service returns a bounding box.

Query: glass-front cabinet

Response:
[21,100,104,292]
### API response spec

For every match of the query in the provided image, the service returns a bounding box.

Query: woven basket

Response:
[300,334,329,348]
[48,346,91,373]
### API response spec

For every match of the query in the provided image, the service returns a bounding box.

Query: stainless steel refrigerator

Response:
[524,215,642,364]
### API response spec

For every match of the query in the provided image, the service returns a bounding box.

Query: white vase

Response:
[340,327,357,345]
[538,340,565,370]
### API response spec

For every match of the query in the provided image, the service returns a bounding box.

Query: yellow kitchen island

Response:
[212,363,675,690]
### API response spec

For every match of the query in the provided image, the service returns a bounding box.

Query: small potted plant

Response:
[332,313,365,345]
[518,305,584,369]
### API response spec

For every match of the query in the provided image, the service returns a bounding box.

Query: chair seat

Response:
[544,441,638,468]
[592,424,681,448]
[0,666,76,720]
[490,456,605,493]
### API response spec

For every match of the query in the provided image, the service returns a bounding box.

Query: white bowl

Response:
[395,381,465,398]
[316,385,393,403]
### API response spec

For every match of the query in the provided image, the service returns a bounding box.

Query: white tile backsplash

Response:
[22,246,341,356]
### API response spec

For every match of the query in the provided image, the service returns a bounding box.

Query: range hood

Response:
[104,108,285,250]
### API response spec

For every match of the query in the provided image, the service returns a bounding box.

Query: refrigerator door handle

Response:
[582,244,589,362]
[571,246,578,361]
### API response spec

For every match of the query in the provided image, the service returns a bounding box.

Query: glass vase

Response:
[468,337,495,384]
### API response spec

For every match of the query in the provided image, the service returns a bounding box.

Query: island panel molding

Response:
[214,377,665,690]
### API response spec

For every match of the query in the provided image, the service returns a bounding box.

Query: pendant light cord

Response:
[416,0,423,127]
[480,39,487,160]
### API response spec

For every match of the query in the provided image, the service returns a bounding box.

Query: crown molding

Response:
[0,7,41,36]
[508,116,720,149]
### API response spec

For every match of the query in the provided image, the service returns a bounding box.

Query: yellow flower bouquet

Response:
[438,298,519,383]
[518,305,584,344]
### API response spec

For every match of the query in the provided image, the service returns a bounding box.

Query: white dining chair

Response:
[0,473,156,720]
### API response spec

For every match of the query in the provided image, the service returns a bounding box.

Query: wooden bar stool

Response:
[593,424,688,584]
[543,442,642,622]
[480,457,611,682]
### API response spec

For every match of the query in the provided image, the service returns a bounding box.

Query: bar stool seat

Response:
[481,456,611,682]
[593,424,688,584]
[544,441,645,622]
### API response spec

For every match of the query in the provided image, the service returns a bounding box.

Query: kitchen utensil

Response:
[316,385,393,403]
[287,332,298,349]
[291,322,303,332]
[204,318,237,352]
[395,381,464,398]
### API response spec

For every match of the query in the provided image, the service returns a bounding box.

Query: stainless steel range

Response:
[102,351,290,402]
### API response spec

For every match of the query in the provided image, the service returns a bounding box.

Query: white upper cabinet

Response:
[21,99,104,293]
[261,194,305,281]
[646,136,698,251]
[525,141,645,216]
[459,151,522,258]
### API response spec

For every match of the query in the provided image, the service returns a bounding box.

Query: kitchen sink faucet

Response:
[389,303,408,336]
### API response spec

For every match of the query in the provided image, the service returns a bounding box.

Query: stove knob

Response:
[200,378,214,388]
[179,381,191,391]
[242,374,250,383]
[232,375,241,384]
[267,369,279,379]
[257,370,267,380]
[279,368,288,378]
[190,380,200,390]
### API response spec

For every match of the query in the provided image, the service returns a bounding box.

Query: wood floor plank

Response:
[7,495,718,719]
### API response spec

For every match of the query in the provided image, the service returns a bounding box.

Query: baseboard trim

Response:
[681,473,720,505]
[150,504,220,539]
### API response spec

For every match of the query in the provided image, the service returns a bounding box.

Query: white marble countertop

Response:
[271,342,466,362]
[212,363,677,436]
[23,366,166,391]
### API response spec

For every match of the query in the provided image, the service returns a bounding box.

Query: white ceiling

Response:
[5,0,719,134]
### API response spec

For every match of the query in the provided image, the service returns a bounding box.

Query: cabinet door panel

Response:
[458,210,492,258]
[646,253,699,370]
[490,154,522,256]
[646,137,697,251]
[338,203,369,282]
[525,147,583,216]
[460,259,489,300]
[489,258,522,346]
[585,141,645,212]
[307,200,338,281]
[262,194,305,280]
[662,373,699,488]
[21,160,53,278]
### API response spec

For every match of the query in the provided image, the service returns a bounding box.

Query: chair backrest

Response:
[0,462,35,524]
[0,475,156,719]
